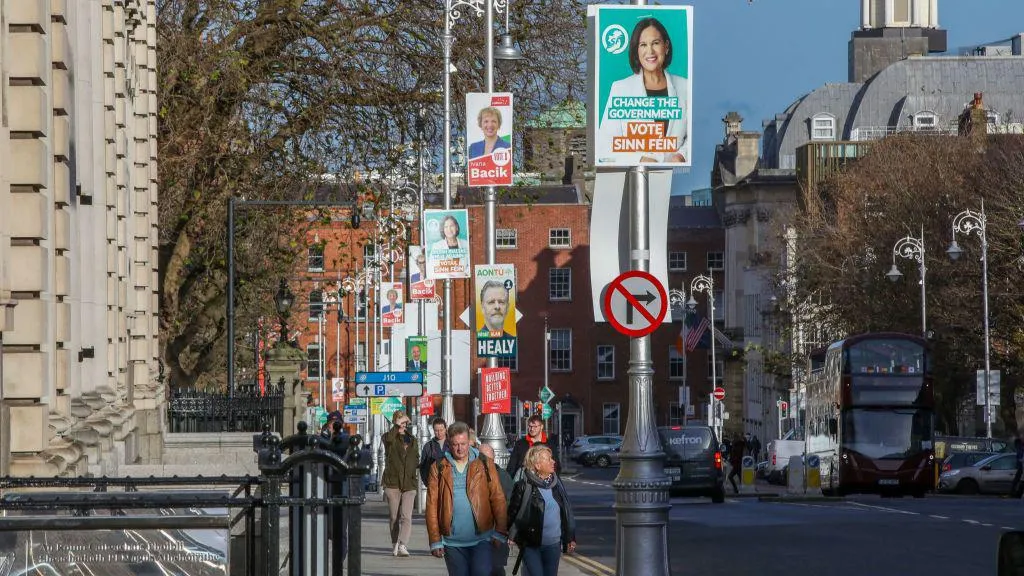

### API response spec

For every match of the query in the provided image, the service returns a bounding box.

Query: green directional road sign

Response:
[314,406,328,428]
[542,403,553,420]
[539,386,554,404]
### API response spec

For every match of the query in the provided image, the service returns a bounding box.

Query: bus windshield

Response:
[842,407,932,460]
[845,339,927,375]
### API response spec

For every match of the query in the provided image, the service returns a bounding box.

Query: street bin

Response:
[786,455,805,495]
[740,455,756,493]
[805,454,822,496]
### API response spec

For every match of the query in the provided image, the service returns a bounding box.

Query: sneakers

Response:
[393,543,400,557]
[397,544,410,557]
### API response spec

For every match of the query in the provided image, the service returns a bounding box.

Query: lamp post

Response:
[273,279,294,345]
[947,202,992,438]
[886,226,927,337]
[669,286,688,425]
[687,275,717,440]
[440,0,522,466]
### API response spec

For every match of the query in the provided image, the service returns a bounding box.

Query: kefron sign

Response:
[466,93,514,187]
[591,5,693,168]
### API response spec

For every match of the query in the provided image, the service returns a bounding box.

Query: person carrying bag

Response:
[506,445,576,576]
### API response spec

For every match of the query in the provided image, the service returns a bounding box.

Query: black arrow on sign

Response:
[625,291,656,324]
[362,385,371,397]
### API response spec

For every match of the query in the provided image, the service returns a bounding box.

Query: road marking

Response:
[981,523,994,527]
[1003,526,1017,531]
[565,478,612,488]
[963,519,980,525]
[930,515,949,520]
[847,502,919,515]
[564,553,616,575]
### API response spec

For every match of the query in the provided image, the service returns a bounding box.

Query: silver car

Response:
[569,435,623,463]
[938,453,1018,495]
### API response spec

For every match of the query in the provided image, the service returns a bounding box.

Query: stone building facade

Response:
[0,0,161,476]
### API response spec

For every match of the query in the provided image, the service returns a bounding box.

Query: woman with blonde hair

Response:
[506,444,576,575]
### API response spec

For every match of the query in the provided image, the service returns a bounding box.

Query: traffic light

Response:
[522,401,531,419]
[778,400,789,418]
[534,402,544,416]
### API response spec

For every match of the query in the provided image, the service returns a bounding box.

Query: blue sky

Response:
[670,0,1024,194]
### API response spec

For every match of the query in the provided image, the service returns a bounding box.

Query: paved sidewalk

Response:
[359,494,595,576]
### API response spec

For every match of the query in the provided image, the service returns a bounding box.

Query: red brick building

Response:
[288,185,725,439]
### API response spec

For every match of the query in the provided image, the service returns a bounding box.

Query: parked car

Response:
[657,425,726,503]
[941,451,997,475]
[938,453,1018,495]
[569,435,623,464]
[585,445,622,468]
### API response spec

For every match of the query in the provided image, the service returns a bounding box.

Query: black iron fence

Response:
[0,423,370,576]
[168,379,285,434]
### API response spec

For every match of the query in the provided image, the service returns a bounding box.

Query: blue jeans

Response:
[522,543,561,576]
[444,541,493,576]
[492,541,510,576]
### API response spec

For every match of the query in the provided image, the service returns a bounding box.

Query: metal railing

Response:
[0,422,370,576]
[168,379,285,434]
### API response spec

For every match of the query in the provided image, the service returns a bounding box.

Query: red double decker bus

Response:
[805,333,934,497]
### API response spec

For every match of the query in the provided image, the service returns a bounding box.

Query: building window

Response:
[707,252,724,270]
[496,352,518,372]
[713,290,725,321]
[308,245,324,271]
[363,244,376,262]
[669,348,686,380]
[497,228,518,249]
[597,345,615,380]
[668,402,684,426]
[569,134,587,156]
[550,328,572,372]
[669,251,688,271]
[549,228,571,248]
[503,395,520,432]
[309,290,324,320]
[549,268,571,301]
[307,344,321,379]
[707,356,724,382]
[913,112,937,129]
[811,114,836,141]
[603,403,621,435]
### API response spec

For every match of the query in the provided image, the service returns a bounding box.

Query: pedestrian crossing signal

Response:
[777,400,789,418]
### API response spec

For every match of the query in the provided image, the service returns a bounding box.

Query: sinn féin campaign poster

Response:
[592,5,692,168]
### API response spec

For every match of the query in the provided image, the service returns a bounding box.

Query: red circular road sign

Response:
[603,270,668,338]
[713,387,726,401]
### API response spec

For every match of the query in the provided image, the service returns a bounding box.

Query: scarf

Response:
[525,468,557,489]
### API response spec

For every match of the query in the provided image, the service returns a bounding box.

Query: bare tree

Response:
[786,134,1024,434]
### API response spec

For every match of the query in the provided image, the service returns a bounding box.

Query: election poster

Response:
[408,245,436,300]
[591,5,693,168]
[424,209,471,279]
[480,367,512,414]
[406,335,427,374]
[379,281,404,328]
[474,264,517,358]
[466,92,514,187]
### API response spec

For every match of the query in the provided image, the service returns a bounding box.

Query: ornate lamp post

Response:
[886,226,927,337]
[947,202,992,437]
[687,275,718,440]
[273,279,295,345]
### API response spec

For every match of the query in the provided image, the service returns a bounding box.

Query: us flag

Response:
[685,316,711,353]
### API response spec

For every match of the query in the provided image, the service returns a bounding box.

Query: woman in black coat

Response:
[507,445,576,576]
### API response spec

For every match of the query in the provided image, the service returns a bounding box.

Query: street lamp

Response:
[441,0,522,467]
[688,275,718,441]
[273,279,294,345]
[948,202,993,438]
[886,227,927,337]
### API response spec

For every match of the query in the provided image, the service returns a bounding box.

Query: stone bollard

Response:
[740,455,756,494]
[805,454,823,496]
[786,455,805,496]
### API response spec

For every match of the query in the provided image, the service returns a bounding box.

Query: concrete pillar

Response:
[266,343,307,433]
[928,0,938,27]
[861,0,871,28]
[911,0,921,26]
[884,0,895,26]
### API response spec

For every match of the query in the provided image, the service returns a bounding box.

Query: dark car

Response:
[658,425,726,503]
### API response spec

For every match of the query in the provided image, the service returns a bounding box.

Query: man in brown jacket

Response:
[426,421,508,576]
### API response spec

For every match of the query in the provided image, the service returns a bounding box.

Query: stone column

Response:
[884,0,895,26]
[266,343,308,434]
[928,0,938,28]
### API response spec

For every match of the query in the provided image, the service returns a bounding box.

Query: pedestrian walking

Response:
[507,444,576,576]
[479,443,514,576]
[426,421,509,576]
[420,417,449,485]
[1012,430,1024,498]
[508,415,560,479]
[728,433,746,494]
[382,410,420,557]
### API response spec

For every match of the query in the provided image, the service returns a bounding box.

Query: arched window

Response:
[912,111,938,130]
[810,114,836,141]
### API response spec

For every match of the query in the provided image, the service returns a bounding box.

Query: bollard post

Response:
[786,455,805,496]
[740,455,756,494]
[255,424,283,576]
[345,434,368,576]
[805,454,823,496]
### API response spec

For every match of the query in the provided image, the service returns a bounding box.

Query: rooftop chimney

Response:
[723,111,743,138]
